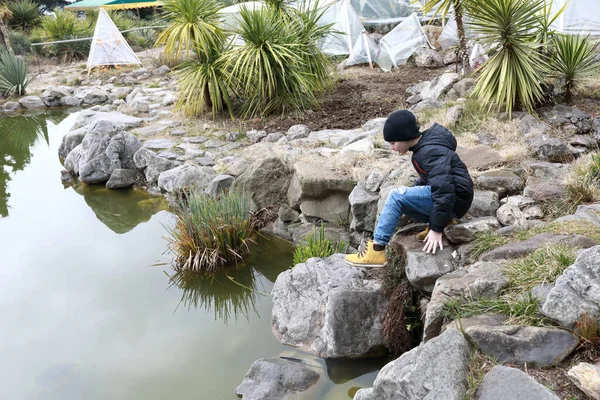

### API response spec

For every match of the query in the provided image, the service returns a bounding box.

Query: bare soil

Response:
[249,64,444,132]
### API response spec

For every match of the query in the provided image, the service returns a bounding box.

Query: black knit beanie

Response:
[383,110,421,142]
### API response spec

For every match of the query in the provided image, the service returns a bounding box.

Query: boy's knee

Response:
[387,186,409,202]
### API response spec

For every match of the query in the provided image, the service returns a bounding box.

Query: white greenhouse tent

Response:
[550,0,600,35]
[376,13,432,71]
[87,9,142,72]
[218,1,266,31]
[318,0,366,56]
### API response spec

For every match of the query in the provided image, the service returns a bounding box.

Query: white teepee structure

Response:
[87,9,142,73]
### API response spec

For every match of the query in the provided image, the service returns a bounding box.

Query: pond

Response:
[0,110,385,400]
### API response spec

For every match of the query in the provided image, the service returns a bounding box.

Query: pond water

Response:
[0,111,385,399]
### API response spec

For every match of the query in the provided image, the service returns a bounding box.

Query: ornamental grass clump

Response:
[165,190,255,273]
[292,225,346,266]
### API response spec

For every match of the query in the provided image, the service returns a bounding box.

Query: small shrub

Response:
[7,0,40,33]
[7,30,30,55]
[0,50,31,96]
[165,190,255,273]
[292,225,346,266]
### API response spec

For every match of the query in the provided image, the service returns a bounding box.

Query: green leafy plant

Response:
[8,29,30,55]
[7,0,40,33]
[292,225,346,266]
[223,6,333,117]
[39,10,92,61]
[550,34,600,103]
[470,0,548,114]
[0,50,31,96]
[156,0,224,61]
[165,190,255,273]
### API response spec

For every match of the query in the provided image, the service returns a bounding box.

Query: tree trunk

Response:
[0,22,14,55]
[454,1,471,76]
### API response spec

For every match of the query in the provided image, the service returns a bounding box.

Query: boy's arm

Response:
[420,149,456,232]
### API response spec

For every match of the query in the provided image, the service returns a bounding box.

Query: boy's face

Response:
[388,141,411,155]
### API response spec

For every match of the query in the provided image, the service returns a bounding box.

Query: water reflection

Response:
[0,113,49,217]
[69,184,170,234]
[167,234,294,324]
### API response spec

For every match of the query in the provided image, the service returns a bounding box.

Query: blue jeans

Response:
[373,186,434,246]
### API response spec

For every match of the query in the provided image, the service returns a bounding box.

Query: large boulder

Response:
[349,184,379,232]
[41,86,71,107]
[446,78,476,100]
[519,114,551,137]
[406,247,457,292]
[445,217,502,244]
[465,325,579,368]
[204,174,234,196]
[527,135,574,163]
[106,168,139,189]
[568,363,600,400]
[457,146,505,170]
[476,366,560,400]
[235,358,319,400]
[157,164,216,193]
[406,73,461,102]
[82,88,110,105]
[476,170,523,198]
[133,147,179,184]
[19,95,46,109]
[539,104,593,135]
[413,47,444,68]
[58,127,87,160]
[271,254,387,358]
[523,177,568,202]
[480,233,597,261]
[232,157,292,211]
[73,110,143,130]
[468,191,500,218]
[66,119,142,184]
[354,329,470,400]
[423,262,508,341]
[541,245,600,328]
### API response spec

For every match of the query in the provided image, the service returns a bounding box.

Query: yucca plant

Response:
[40,10,91,61]
[223,6,332,117]
[550,34,600,103]
[7,0,40,33]
[535,0,568,49]
[292,225,347,266]
[470,0,548,114]
[156,0,224,61]
[8,30,31,55]
[0,50,30,96]
[165,190,255,274]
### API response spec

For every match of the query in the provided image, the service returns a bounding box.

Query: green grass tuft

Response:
[469,231,510,260]
[292,225,346,266]
[165,190,255,274]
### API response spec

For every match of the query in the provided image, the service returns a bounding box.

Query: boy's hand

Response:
[423,230,443,254]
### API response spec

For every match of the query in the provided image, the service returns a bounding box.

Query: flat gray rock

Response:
[424,262,508,341]
[476,170,523,198]
[271,254,387,358]
[542,245,600,328]
[568,362,600,400]
[157,164,216,193]
[523,177,568,201]
[468,191,500,218]
[457,146,505,170]
[444,313,507,333]
[143,139,174,149]
[406,247,456,292]
[445,217,501,244]
[232,157,291,211]
[527,134,574,163]
[465,325,579,367]
[204,174,234,196]
[73,110,143,130]
[235,357,319,400]
[354,329,470,400]
[480,233,596,261]
[476,366,560,400]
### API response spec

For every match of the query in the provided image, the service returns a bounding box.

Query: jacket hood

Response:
[410,123,457,152]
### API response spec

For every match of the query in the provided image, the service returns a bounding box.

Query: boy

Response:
[345,110,474,268]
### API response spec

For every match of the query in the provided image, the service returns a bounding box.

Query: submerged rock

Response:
[354,329,470,400]
[235,357,319,400]
[271,254,387,358]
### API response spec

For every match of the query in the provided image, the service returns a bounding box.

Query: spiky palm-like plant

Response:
[7,0,41,33]
[470,0,548,114]
[422,0,472,74]
[0,50,30,96]
[551,34,600,103]
[156,0,224,61]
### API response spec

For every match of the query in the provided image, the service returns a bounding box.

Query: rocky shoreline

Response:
[3,64,600,399]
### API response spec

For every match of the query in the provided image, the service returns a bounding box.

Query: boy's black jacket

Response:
[410,123,474,232]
